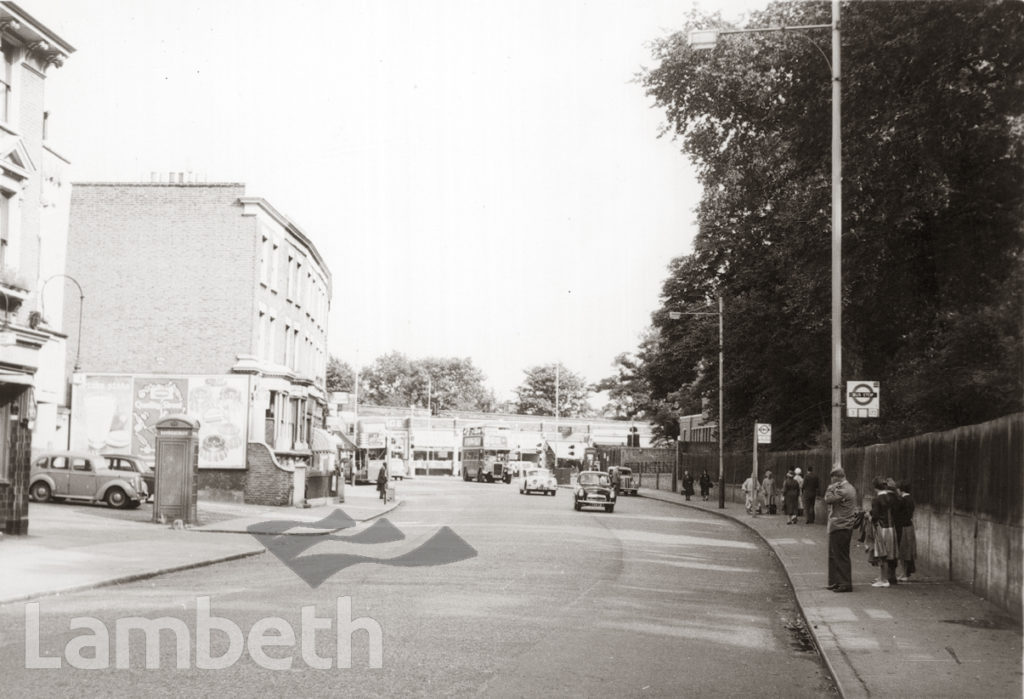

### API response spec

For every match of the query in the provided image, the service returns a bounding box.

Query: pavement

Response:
[641,488,1024,699]
[0,482,400,606]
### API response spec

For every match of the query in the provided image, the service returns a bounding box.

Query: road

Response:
[0,478,836,697]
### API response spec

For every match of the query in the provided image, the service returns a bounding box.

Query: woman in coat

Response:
[681,471,695,500]
[761,470,777,514]
[376,463,389,500]
[895,480,917,581]
[698,470,714,501]
[869,477,900,587]
[782,471,801,524]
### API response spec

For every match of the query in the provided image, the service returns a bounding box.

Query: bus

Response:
[461,425,511,482]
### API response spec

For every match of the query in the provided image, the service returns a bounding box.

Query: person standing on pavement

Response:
[802,466,820,524]
[610,467,621,497]
[869,477,900,587]
[699,470,714,501]
[895,480,917,581]
[761,470,777,514]
[782,470,801,524]
[742,475,758,514]
[824,466,858,592]
[681,470,695,501]
[376,463,389,500]
[793,467,804,516]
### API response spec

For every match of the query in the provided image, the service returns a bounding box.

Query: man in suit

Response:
[824,466,858,592]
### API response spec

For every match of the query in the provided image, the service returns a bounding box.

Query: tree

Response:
[515,363,591,417]
[359,352,495,412]
[639,1,1024,448]
[326,356,356,393]
[593,352,650,420]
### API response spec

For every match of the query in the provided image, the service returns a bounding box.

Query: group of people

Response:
[824,466,917,592]
[680,469,715,501]
[740,466,821,524]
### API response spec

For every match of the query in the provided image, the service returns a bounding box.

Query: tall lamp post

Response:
[689,0,842,472]
[670,294,725,508]
[42,274,85,372]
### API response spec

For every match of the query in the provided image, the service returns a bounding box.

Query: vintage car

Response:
[103,453,156,500]
[574,470,617,512]
[29,451,147,509]
[518,467,557,496]
[612,466,639,496]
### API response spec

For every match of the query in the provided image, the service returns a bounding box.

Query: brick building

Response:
[0,3,73,535]
[64,181,332,504]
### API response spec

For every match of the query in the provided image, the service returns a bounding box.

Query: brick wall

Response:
[65,184,257,378]
[244,442,291,505]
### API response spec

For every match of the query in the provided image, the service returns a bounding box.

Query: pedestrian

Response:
[869,477,900,587]
[681,470,695,500]
[761,470,777,514]
[610,467,621,497]
[895,479,917,582]
[782,470,801,524]
[699,469,714,501]
[742,475,758,514]
[802,466,820,524]
[824,466,858,593]
[376,462,389,500]
[793,467,805,517]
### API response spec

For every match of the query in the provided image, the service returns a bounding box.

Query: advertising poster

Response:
[69,375,134,454]
[188,375,249,469]
[131,377,188,461]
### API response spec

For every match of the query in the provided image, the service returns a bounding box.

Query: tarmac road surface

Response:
[0,477,836,697]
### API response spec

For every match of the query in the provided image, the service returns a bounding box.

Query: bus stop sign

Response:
[847,381,880,418]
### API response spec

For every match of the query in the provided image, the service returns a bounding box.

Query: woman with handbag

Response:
[869,477,900,587]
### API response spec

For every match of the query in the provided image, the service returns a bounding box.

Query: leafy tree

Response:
[326,356,356,393]
[515,363,591,417]
[593,351,651,420]
[359,352,495,412]
[640,1,1024,448]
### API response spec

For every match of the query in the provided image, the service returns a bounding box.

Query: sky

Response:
[32,0,766,402]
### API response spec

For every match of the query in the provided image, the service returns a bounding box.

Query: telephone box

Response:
[152,414,200,525]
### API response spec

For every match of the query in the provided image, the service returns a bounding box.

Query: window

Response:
[259,234,270,286]
[0,191,10,269]
[284,322,292,368]
[72,458,92,472]
[270,241,280,292]
[0,44,14,124]
[51,456,68,470]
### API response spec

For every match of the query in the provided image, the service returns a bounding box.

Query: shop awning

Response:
[311,427,357,452]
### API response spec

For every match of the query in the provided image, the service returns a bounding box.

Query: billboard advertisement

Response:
[71,374,250,469]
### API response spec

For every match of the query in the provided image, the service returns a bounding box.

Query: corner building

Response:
[0,3,73,535]
[65,182,332,504]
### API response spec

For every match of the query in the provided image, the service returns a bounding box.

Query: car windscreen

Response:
[579,473,610,486]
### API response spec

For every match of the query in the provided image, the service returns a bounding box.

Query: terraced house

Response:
[0,2,73,536]
[64,180,333,505]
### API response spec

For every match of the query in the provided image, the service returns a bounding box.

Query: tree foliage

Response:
[638,1,1023,449]
[515,363,591,417]
[326,356,356,393]
[357,352,495,413]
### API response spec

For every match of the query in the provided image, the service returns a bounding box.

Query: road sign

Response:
[756,423,772,444]
[847,380,880,418]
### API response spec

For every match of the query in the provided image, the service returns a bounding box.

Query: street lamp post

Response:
[669,293,725,508]
[689,0,842,472]
[42,274,85,372]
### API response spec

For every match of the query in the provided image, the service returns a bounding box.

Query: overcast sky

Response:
[33,0,765,402]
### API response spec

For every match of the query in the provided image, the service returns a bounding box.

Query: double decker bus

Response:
[461,425,511,482]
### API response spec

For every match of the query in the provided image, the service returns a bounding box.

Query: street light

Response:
[670,294,725,508]
[42,274,85,372]
[689,0,843,472]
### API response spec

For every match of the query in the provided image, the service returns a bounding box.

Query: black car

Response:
[574,470,617,513]
[103,454,155,500]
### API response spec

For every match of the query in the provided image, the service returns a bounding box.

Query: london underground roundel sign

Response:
[846,381,880,418]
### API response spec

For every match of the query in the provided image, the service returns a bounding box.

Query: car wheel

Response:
[574,501,581,511]
[605,504,614,513]
[31,481,51,503]
[106,487,130,509]
[519,488,524,494]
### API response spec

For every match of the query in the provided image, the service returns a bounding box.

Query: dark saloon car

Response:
[104,454,156,500]
[573,470,617,513]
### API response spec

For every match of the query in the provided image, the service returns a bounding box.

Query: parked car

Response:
[612,466,639,496]
[29,451,146,509]
[573,470,617,513]
[103,453,155,500]
[518,467,557,496]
